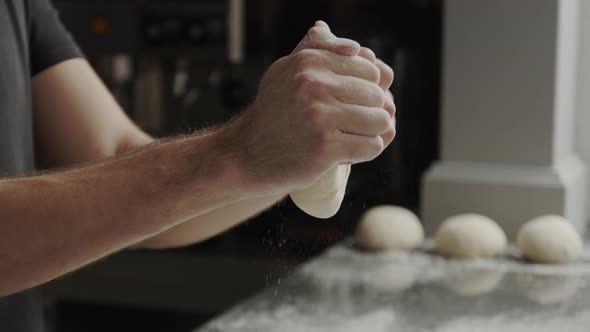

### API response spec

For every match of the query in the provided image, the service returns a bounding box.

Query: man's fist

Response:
[224,22,396,195]
[294,21,396,150]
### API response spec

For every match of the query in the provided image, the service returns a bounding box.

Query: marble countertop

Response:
[194,239,590,332]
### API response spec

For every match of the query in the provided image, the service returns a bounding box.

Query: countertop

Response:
[194,239,590,332]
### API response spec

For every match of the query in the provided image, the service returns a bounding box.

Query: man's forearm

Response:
[137,194,285,249]
[0,131,245,296]
[112,132,285,250]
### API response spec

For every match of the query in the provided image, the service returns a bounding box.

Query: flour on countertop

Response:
[198,239,590,332]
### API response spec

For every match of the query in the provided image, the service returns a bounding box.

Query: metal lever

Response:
[228,0,245,64]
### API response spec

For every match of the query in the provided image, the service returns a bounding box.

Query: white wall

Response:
[422,0,587,238]
[576,0,590,219]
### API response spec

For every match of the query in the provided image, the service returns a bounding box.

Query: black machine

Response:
[55,0,252,136]
[49,0,442,321]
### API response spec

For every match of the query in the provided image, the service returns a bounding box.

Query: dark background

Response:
[44,0,442,331]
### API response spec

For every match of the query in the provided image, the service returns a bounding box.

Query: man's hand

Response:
[137,22,398,248]
[294,21,396,155]
[224,22,396,195]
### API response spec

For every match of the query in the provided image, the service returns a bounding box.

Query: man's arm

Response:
[5,28,395,298]
[0,131,250,296]
[32,59,152,167]
[138,22,386,248]
[32,22,394,250]
[32,58,286,249]
[136,195,285,249]
[0,22,393,295]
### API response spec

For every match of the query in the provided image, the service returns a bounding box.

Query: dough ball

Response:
[445,268,505,296]
[290,165,351,219]
[434,214,507,258]
[356,206,424,251]
[517,215,583,264]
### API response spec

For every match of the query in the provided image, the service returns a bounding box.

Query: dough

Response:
[290,165,351,219]
[517,215,583,264]
[434,214,507,258]
[356,205,424,251]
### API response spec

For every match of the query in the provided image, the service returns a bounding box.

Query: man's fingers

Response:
[358,47,377,63]
[293,24,361,56]
[381,117,397,148]
[329,75,384,108]
[357,47,394,91]
[332,55,381,84]
[384,90,396,118]
[375,59,394,91]
[330,103,392,137]
[333,132,384,164]
[299,49,380,84]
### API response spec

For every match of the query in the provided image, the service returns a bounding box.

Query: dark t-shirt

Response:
[0,0,82,330]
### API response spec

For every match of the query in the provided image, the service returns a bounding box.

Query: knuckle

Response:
[295,71,314,84]
[382,127,396,146]
[352,137,383,162]
[376,110,392,132]
[386,69,395,85]
[350,38,361,47]
[315,131,333,155]
[305,104,327,128]
[346,40,361,52]
[373,85,386,106]
[368,63,381,84]
[360,47,377,62]
[298,48,317,58]
[294,49,321,69]
[294,72,328,100]
[381,62,394,85]
[384,93,396,117]
[307,26,322,41]
[355,83,385,108]
[368,137,385,159]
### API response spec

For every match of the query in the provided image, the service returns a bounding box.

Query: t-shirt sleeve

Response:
[27,0,83,76]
